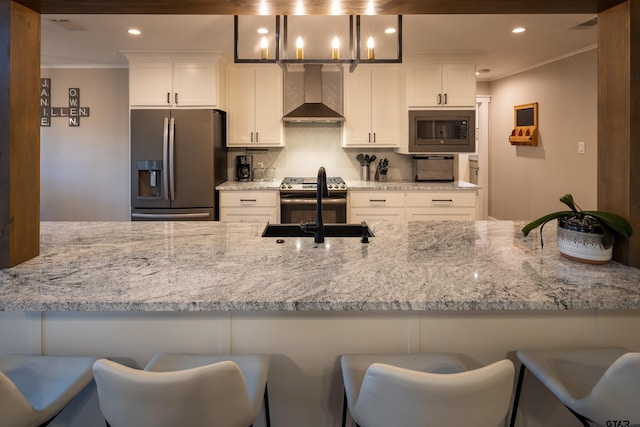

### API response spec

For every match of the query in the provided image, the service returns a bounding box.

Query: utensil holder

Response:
[361,165,370,181]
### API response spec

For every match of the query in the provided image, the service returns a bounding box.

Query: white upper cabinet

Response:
[172,61,218,106]
[227,65,283,147]
[125,53,222,108]
[406,62,476,108]
[344,66,399,148]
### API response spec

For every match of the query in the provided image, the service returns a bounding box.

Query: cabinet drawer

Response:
[219,208,278,223]
[405,191,476,208]
[350,208,405,223]
[220,191,278,207]
[406,207,477,221]
[349,191,405,208]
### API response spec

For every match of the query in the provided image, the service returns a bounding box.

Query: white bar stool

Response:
[510,346,640,427]
[341,353,514,427]
[0,354,97,427]
[144,353,271,427]
[94,358,259,427]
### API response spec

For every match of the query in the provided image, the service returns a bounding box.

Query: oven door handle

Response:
[280,198,346,205]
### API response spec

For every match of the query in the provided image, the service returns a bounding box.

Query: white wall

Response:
[488,49,598,220]
[40,68,130,221]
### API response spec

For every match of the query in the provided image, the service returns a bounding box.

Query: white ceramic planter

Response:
[556,217,613,264]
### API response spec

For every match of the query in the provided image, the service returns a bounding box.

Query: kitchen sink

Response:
[262,223,374,239]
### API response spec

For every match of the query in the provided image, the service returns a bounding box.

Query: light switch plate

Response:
[578,141,585,154]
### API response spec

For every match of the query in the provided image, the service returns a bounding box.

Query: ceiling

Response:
[41,13,599,81]
[34,0,619,81]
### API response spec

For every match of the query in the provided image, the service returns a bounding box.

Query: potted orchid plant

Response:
[522,194,633,263]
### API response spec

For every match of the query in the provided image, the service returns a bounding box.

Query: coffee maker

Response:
[235,155,253,181]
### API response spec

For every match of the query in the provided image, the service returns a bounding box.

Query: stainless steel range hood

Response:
[283,64,344,122]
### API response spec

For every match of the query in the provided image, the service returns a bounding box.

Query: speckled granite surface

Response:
[215,180,479,191]
[1,221,639,312]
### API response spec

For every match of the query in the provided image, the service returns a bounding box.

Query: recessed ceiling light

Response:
[128,28,141,35]
[512,27,526,34]
[385,27,396,34]
[257,28,269,34]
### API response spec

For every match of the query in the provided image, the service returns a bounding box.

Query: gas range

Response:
[280,177,347,192]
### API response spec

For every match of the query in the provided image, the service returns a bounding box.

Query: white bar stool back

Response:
[0,354,97,427]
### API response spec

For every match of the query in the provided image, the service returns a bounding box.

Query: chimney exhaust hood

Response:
[282,64,344,122]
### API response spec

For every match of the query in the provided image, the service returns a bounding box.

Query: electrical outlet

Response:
[578,141,585,154]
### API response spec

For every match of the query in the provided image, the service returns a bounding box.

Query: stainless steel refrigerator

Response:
[130,109,227,221]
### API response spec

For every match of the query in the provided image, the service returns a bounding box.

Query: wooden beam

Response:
[11,0,627,15]
[598,0,640,266]
[0,0,40,268]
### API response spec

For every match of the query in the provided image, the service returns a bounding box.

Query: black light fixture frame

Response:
[234,15,281,64]
[234,15,402,72]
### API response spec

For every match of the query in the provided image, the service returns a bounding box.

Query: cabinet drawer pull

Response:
[174,93,178,105]
[250,132,254,142]
[370,199,386,203]
[240,199,257,203]
[443,93,448,105]
[167,92,171,104]
[437,94,442,105]
[432,199,453,205]
[256,132,259,142]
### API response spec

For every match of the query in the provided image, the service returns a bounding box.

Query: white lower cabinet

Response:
[349,191,405,223]
[405,191,477,220]
[350,190,477,223]
[219,191,279,223]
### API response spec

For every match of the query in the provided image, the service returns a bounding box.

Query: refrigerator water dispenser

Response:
[137,160,162,198]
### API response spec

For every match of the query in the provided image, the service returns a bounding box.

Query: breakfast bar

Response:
[2,221,640,426]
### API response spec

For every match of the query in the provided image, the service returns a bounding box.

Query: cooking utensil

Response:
[356,154,365,166]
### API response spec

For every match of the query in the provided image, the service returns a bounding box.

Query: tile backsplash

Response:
[226,123,414,181]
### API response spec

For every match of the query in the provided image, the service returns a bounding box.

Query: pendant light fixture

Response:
[234,15,402,72]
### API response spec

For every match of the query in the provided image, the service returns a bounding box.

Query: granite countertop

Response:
[1,221,639,312]
[345,180,479,191]
[216,180,480,191]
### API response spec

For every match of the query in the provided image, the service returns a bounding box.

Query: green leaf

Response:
[522,211,573,236]
[559,194,579,213]
[583,210,633,239]
[522,211,573,249]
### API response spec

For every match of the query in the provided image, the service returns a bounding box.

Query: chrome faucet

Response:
[301,166,328,243]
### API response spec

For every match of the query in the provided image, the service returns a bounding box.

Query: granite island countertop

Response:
[1,221,639,312]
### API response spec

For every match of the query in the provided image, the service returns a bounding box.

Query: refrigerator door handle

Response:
[132,212,211,220]
[169,117,176,201]
[162,117,170,201]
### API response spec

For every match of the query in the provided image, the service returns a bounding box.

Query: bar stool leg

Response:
[509,363,527,427]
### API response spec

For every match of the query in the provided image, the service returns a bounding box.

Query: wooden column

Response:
[0,0,40,268]
[598,0,640,267]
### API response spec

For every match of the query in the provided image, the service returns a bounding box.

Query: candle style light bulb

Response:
[367,36,375,60]
[332,36,340,60]
[260,36,268,60]
[296,36,304,60]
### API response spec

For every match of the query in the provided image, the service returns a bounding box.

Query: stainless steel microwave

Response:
[408,110,476,153]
